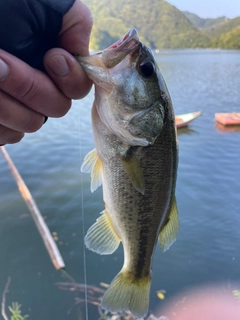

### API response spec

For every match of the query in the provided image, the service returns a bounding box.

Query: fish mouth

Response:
[107,28,139,50]
[102,28,140,68]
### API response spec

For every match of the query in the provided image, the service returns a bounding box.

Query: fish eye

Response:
[139,60,155,78]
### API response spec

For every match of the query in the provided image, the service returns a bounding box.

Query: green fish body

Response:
[77,28,178,318]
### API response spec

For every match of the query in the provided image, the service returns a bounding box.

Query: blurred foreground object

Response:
[157,285,240,320]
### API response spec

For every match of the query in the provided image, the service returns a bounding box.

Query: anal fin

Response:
[85,210,120,255]
[159,196,179,252]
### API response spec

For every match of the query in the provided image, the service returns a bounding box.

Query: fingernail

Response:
[47,55,70,76]
[0,58,9,81]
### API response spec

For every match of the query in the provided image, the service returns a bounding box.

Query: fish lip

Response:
[107,28,139,51]
[101,29,140,68]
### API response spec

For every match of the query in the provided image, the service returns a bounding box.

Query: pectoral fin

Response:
[81,148,103,192]
[158,197,179,252]
[85,210,120,255]
[120,152,145,195]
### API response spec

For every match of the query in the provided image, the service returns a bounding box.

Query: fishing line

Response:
[78,105,89,320]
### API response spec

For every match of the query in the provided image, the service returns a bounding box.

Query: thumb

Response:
[58,0,93,55]
[44,48,92,99]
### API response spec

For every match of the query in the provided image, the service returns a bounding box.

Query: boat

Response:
[175,111,202,128]
[215,113,240,126]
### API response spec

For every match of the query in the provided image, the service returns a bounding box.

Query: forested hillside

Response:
[212,26,240,49]
[207,16,240,38]
[82,0,240,50]
[83,0,211,50]
[183,11,229,32]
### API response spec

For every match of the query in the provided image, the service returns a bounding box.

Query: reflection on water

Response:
[0,50,240,319]
[177,127,198,136]
[215,122,240,134]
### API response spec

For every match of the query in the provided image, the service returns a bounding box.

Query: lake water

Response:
[0,49,240,319]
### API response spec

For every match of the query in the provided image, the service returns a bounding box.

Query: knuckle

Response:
[8,132,24,144]
[14,76,40,102]
[0,90,6,109]
[0,89,43,133]
[54,99,71,118]
[24,114,44,133]
[0,125,24,144]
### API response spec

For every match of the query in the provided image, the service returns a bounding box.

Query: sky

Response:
[168,0,240,19]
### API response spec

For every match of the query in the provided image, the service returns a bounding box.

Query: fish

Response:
[77,28,178,318]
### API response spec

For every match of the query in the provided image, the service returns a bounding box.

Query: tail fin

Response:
[101,270,151,318]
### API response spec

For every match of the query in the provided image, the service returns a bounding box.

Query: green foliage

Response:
[208,16,240,38]
[83,0,240,50]
[211,26,240,49]
[8,302,29,320]
[207,16,240,49]
[83,0,211,50]
[183,11,228,30]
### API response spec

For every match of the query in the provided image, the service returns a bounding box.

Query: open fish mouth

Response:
[102,28,140,68]
[107,28,139,50]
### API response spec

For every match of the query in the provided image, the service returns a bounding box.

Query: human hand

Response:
[0,0,92,145]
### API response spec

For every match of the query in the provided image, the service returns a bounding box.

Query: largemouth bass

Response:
[77,28,178,318]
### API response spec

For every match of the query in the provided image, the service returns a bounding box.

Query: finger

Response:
[0,50,71,118]
[0,90,45,132]
[44,0,93,99]
[0,124,24,144]
[44,48,92,99]
[58,0,93,55]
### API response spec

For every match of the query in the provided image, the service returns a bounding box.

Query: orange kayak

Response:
[215,113,240,126]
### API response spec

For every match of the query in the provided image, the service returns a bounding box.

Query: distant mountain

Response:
[183,11,229,32]
[183,12,240,48]
[211,25,240,49]
[82,0,240,50]
[207,16,240,37]
[83,0,211,50]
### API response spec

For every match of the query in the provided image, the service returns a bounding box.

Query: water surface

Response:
[0,49,240,319]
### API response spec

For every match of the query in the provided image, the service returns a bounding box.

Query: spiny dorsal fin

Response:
[85,210,120,255]
[120,151,145,195]
[159,196,179,252]
[81,148,103,192]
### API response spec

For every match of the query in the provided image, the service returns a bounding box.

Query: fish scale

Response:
[78,28,178,318]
